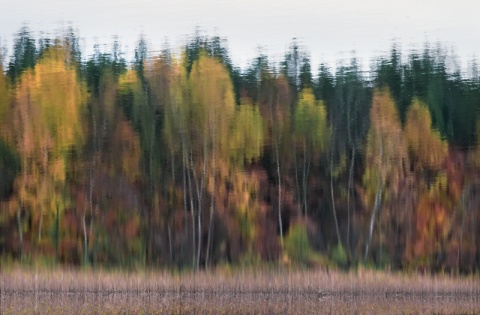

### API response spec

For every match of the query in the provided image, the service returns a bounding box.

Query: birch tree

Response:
[363,88,407,262]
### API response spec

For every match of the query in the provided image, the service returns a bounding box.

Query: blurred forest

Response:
[1,27,480,273]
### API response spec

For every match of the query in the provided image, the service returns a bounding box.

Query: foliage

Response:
[330,244,348,267]
[1,29,480,273]
[8,43,87,255]
[0,142,18,210]
[405,98,448,170]
[363,88,406,205]
[284,224,314,265]
[0,63,9,122]
[230,104,264,166]
[294,88,329,153]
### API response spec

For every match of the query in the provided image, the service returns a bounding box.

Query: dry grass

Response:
[1,266,480,314]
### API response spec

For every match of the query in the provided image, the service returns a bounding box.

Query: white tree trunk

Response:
[364,138,383,262]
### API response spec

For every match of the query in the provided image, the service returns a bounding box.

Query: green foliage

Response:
[85,44,127,96]
[330,244,348,267]
[7,26,37,82]
[0,139,18,201]
[284,224,314,265]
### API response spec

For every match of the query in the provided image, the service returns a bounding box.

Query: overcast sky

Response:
[0,0,479,70]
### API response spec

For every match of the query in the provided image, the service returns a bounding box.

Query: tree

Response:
[329,57,371,257]
[0,62,9,122]
[363,88,407,262]
[401,98,449,268]
[229,104,264,167]
[162,55,194,266]
[189,54,236,269]
[12,44,87,257]
[293,88,329,218]
[281,39,311,94]
[257,68,293,250]
[241,53,269,104]
[405,98,447,172]
[7,26,36,82]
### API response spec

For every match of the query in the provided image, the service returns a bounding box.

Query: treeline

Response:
[1,27,480,272]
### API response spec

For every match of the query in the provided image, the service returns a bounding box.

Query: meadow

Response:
[2,266,479,314]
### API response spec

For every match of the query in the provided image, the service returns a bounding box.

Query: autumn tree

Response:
[225,102,265,261]
[163,52,266,268]
[119,51,161,264]
[293,88,329,218]
[162,55,195,266]
[402,98,449,268]
[405,98,448,174]
[230,104,264,166]
[363,88,407,262]
[12,43,87,259]
[164,52,234,267]
[259,68,293,249]
[191,54,232,268]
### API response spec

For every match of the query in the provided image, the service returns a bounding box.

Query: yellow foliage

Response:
[294,88,330,153]
[119,69,139,89]
[230,104,265,165]
[51,158,66,183]
[11,44,88,241]
[32,46,87,155]
[363,88,407,204]
[405,98,447,170]
[428,172,448,199]
[189,54,235,158]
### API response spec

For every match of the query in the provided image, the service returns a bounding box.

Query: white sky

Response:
[0,0,479,71]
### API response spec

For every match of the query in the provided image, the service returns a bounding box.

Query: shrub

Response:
[284,224,313,265]
[330,244,348,268]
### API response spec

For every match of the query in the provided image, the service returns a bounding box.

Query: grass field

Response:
[1,266,479,314]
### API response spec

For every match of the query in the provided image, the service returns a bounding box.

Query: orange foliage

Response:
[112,118,141,183]
[413,194,450,256]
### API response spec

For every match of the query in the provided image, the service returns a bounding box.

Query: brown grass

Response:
[1,266,480,314]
